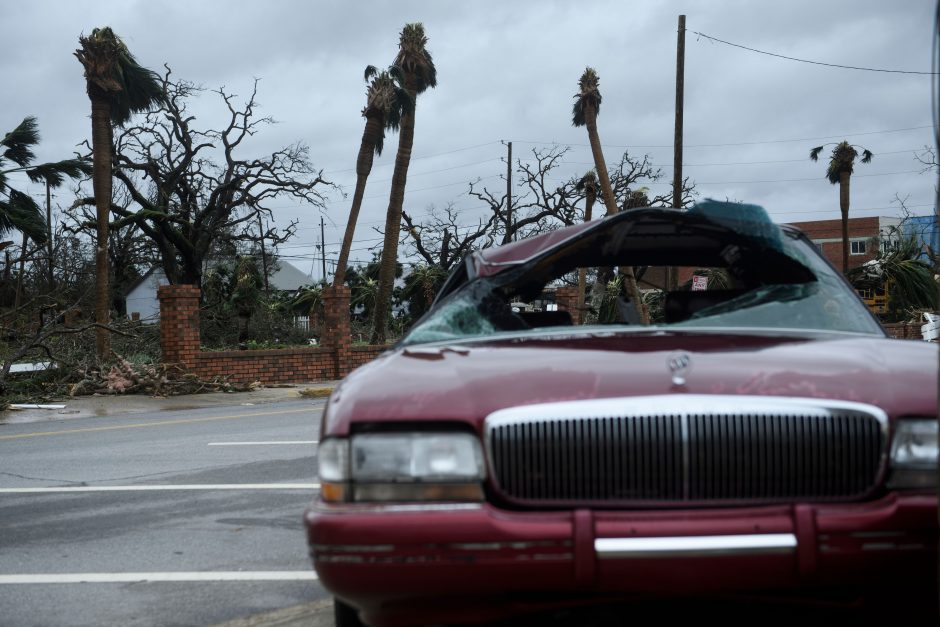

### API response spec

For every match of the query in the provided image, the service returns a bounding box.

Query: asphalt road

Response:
[0,398,330,626]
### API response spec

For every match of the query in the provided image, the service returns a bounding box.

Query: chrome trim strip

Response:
[312,501,484,514]
[486,395,889,430]
[595,534,797,558]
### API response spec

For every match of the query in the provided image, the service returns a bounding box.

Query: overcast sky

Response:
[2,0,937,280]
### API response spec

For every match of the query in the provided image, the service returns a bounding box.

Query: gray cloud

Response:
[2,0,935,277]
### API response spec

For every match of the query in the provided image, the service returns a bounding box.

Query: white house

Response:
[125,260,314,324]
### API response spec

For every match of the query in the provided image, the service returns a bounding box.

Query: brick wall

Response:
[882,322,925,341]
[195,347,334,384]
[554,286,581,325]
[158,285,201,370]
[322,286,352,378]
[159,284,387,384]
[351,345,387,369]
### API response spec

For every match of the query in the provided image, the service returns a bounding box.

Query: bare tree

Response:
[72,69,336,289]
[401,203,500,272]
[467,146,695,243]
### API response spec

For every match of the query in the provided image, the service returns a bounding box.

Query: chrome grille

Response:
[485,396,887,506]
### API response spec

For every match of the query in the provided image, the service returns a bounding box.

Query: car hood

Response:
[323,331,938,435]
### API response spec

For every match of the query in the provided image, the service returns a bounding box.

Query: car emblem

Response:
[668,352,692,386]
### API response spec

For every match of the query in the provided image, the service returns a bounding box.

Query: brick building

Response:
[787,216,900,271]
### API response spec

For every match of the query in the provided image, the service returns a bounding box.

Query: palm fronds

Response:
[0,190,47,243]
[394,23,437,93]
[0,118,92,243]
[75,26,166,126]
[572,67,602,127]
[848,236,938,313]
[1,116,40,167]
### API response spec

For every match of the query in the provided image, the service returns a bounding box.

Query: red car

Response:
[305,202,938,626]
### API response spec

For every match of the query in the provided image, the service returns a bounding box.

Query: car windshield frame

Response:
[400,207,886,347]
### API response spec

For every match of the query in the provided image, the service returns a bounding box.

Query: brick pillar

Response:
[322,285,351,379]
[158,285,201,371]
[555,286,581,325]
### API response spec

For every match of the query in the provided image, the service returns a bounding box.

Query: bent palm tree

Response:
[810,141,873,273]
[573,68,647,324]
[1,116,90,244]
[371,23,437,345]
[75,27,165,361]
[333,66,411,288]
[574,170,598,320]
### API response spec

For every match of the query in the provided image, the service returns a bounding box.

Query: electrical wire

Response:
[691,30,939,75]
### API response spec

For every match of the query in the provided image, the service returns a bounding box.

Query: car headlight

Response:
[317,433,485,503]
[888,419,938,490]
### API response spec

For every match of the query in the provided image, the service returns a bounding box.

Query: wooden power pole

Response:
[505,141,513,243]
[673,14,686,212]
[46,180,54,292]
[668,14,687,291]
[320,215,327,284]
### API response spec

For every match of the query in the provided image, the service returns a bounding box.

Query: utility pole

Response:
[46,180,54,292]
[673,14,686,212]
[504,141,513,243]
[669,14,687,291]
[13,233,27,312]
[257,213,269,293]
[320,215,327,284]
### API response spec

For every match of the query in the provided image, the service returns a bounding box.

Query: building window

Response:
[881,239,898,254]
[850,240,867,255]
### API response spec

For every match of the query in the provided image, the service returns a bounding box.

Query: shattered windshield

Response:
[402,206,884,346]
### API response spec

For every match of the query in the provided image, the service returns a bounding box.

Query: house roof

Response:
[269,260,313,291]
[124,259,314,296]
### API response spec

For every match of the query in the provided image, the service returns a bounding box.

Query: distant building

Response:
[125,259,314,324]
[786,216,901,271]
[902,215,939,262]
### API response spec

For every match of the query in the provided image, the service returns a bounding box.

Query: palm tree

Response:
[371,23,437,345]
[810,141,873,274]
[1,116,90,244]
[572,68,647,324]
[333,66,411,288]
[848,235,938,319]
[574,170,598,320]
[75,27,165,362]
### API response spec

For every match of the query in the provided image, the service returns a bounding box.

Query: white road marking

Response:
[0,572,319,584]
[0,484,319,493]
[207,441,318,446]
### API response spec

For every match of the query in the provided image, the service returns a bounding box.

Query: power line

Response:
[691,30,939,76]
[516,126,934,150]
[695,169,922,185]
[323,141,502,176]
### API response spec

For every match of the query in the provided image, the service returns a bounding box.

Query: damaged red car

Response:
[305,201,938,626]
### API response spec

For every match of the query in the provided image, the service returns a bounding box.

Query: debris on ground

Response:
[67,359,261,397]
[298,387,333,398]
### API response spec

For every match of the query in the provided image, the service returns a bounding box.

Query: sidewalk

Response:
[0,381,339,426]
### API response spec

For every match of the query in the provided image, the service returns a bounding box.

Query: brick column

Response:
[555,286,581,325]
[158,285,201,371]
[322,285,351,379]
